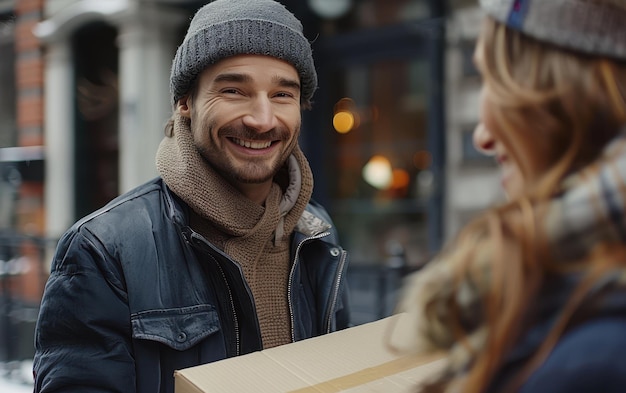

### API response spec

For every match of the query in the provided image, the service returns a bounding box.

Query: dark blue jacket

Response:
[488,281,626,393]
[33,178,350,393]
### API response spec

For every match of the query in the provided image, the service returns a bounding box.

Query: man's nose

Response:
[473,123,496,155]
[242,96,278,132]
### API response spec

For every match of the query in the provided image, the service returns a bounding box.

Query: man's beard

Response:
[194,121,300,184]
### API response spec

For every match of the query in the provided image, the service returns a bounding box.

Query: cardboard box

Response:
[175,313,445,392]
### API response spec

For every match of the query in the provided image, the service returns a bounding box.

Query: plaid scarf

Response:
[398,130,626,390]
[546,134,626,262]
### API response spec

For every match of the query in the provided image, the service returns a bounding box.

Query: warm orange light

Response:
[391,169,410,189]
[333,111,355,134]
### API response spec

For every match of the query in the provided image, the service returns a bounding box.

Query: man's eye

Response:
[222,89,240,94]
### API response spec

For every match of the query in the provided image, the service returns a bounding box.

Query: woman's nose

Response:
[242,97,278,132]
[473,123,496,155]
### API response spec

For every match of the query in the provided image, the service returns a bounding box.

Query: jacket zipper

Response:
[212,257,240,356]
[288,231,339,342]
[168,189,250,355]
[189,231,241,356]
[324,249,348,333]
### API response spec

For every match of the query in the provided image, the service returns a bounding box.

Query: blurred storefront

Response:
[0,0,504,352]
[0,0,47,364]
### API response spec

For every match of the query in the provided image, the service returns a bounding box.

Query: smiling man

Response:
[179,55,303,203]
[33,1,351,392]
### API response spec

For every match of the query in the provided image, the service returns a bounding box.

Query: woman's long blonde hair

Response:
[427,16,626,393]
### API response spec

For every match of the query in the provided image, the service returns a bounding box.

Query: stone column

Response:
[116,2,186,193]
[42,41,74,243]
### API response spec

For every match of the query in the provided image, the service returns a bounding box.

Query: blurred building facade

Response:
[0,0,503,359]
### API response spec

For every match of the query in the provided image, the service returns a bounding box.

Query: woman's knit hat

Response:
[170,0,318,106]
[479,0,626,60]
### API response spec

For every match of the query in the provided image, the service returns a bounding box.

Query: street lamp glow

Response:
[362,155,392,190]
[333,111,355,134]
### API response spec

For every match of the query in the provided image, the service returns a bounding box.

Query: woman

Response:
[397,0,626,392]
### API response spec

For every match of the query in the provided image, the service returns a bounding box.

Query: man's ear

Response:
[178,95,192,119]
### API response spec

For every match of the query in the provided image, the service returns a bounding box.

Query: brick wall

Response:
[12,0,45,302]
[15,0,44,146]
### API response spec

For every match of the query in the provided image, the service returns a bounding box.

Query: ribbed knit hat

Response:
[170,0,318,106]
[479,0,626,60]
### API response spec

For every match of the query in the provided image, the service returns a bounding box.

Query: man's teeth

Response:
[232,138,271,149]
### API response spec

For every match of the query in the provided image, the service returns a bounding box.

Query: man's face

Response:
[180,54,302,189]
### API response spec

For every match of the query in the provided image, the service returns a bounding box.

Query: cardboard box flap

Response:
[175,313,445,392]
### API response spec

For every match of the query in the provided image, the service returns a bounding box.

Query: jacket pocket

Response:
[131,304,219,351]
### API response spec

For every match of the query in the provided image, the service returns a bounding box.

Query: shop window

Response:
[306,0,445,274]
[322,56,434,269]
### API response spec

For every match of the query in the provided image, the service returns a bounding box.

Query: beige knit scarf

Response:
[155,113,314,348]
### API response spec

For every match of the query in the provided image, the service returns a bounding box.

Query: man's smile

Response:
[229,137,274,150]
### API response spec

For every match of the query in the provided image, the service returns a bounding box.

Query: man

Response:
[32,1,351,392]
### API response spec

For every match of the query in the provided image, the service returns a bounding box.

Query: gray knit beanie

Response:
[479,0,626,60]
[170,0,318,106]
